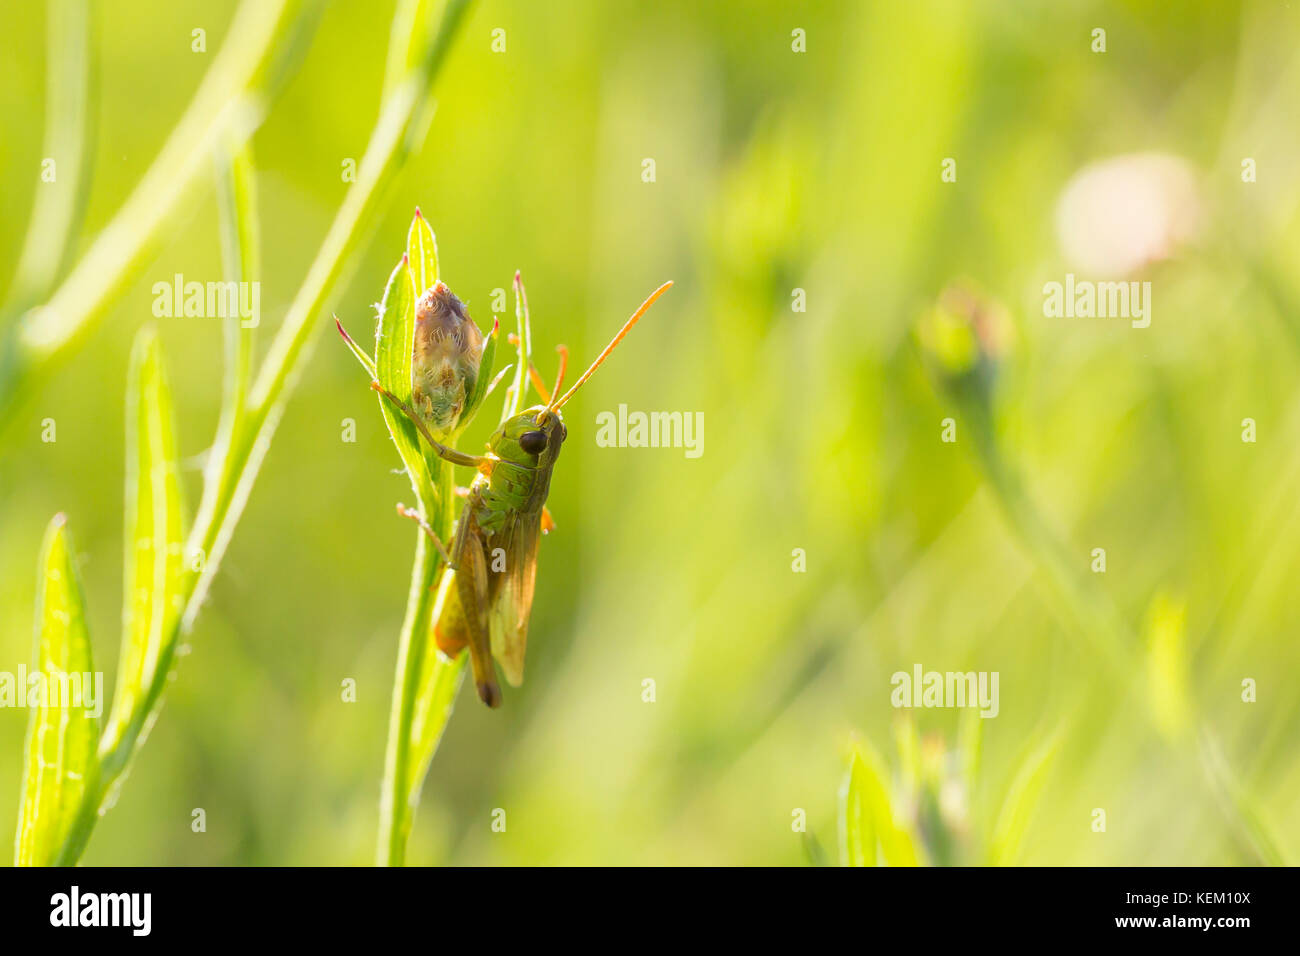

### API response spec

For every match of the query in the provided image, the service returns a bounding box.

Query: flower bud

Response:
[412,280,484,435]
[916,281,1013,378]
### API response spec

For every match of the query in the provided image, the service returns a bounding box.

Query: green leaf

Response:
[461,319,499,423]
[406,208,439,297]
[14,514,100,867]
[989,729,1061,865]
[103,327,188,754]
[839,746,875,867]
[504,272,533,422]
[335,315,379,381]
[839,738,920,867]
[375,255,437,508]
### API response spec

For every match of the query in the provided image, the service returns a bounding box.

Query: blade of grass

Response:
[839,745,876,867]
[215,139,259,422]
[14,515,99,866]
[5,0,96,311]
[99,328,187,776]
[988,728,1061,865]
[189,140,260,590]
[384,0,438,101]
[0,0,315,423]
[839,738,920,867]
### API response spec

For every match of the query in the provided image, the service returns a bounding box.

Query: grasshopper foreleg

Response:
[369,382,488,468]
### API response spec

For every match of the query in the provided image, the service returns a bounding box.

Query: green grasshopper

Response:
[357,277,672,707]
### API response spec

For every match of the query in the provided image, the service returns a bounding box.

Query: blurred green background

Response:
[2,0,1298,865]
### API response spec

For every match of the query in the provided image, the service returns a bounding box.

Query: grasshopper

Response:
[358,277,673,707]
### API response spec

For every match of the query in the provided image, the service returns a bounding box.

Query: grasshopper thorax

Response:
[478,406,566,516]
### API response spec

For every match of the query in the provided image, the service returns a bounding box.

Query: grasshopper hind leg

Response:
[458,532,502,708]
[404,503,500,706]
[396,502,455,567]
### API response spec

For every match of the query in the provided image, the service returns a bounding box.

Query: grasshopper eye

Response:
[518,430,547,455]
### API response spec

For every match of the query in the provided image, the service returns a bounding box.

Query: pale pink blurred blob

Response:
[1055,153,1201,276]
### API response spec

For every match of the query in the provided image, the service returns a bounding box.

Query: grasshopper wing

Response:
[489,511,541,686]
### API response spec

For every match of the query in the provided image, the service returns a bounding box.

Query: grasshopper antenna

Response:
[551,344,570,397]
[526,345,569,405]
[541,281,673,418]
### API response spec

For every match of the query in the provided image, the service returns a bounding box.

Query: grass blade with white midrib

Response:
[101,328,188,771]
[14,515,99,866]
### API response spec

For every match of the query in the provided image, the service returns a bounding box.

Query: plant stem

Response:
[378,480,444,867]
[378,453,465,866]
[376,265,535,863]
[969,422,1136,685]
[49,0,474,865]
[378,538,436,866]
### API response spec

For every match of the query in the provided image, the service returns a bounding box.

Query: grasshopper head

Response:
[502,405,567,465]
